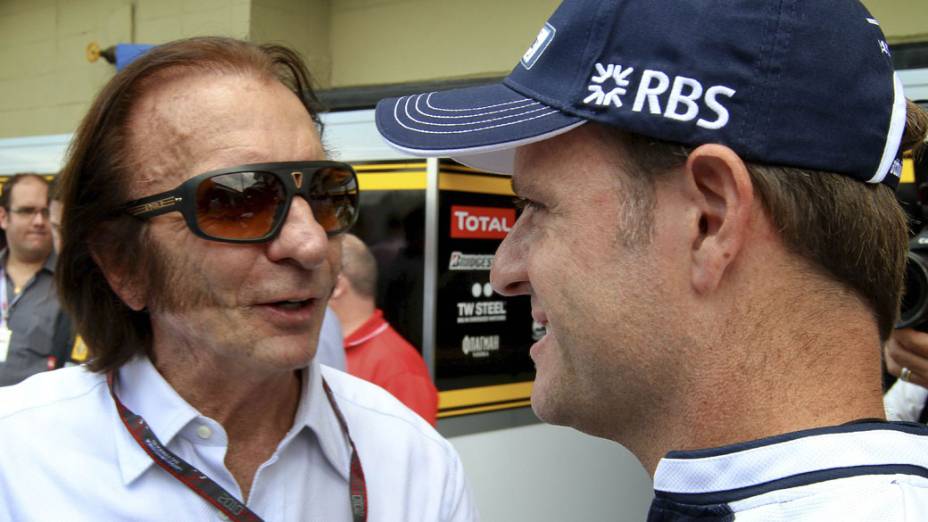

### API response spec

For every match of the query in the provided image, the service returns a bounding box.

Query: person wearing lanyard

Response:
[0,38,477,521]
[0,173,71,386]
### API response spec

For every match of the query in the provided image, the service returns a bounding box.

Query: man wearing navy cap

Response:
[377,0,928,519]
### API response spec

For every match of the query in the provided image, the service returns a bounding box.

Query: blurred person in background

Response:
[0,37,475,521]
[316,307,347,371]
[48,176,64,253]
[0,173,71,384]
[885,329,928,421]
[330,234,438,425]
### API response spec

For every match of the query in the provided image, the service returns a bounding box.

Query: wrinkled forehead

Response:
[123,71,322,199]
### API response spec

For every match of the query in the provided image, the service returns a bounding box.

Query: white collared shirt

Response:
[0,358,477,521]
[651,421,928,520]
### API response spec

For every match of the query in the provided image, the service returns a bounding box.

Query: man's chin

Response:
[17,245,52,262]
[253,334,318,367]
[530,380,570,426]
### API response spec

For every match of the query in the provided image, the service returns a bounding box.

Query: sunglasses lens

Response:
[195,171,286,240]
[308,166,359,234]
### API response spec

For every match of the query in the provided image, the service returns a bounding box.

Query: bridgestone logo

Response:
[449,252,494,271]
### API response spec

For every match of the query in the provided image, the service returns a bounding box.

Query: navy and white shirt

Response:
[649,421,928,521]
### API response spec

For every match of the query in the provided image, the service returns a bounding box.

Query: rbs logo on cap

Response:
[522,23,556,70]
[451,206,514,239]
[583,63,736,130]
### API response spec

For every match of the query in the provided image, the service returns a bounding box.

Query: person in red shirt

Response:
[330,234,438,425]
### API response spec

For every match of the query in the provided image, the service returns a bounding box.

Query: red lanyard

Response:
[107,372,368,521]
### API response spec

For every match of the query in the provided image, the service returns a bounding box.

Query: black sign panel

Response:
[435,189,535,391]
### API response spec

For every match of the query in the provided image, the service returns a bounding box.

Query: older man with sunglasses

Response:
[0,38,476,521]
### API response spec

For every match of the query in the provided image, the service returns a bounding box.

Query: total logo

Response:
[582,63,736,130]
[451,206,515,240]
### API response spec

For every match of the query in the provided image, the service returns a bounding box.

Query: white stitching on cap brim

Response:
[382,119,587,174]
[406,95,551,126]
[423,92,539,114]
[415,93,541,119]
[396,94,558,132]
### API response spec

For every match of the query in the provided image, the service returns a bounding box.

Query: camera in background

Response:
[897,99,928,330]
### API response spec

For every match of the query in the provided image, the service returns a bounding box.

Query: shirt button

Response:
[196,425,212,439]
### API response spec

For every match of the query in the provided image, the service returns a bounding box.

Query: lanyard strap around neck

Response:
[0,264,29,326]
[107,371,368,522]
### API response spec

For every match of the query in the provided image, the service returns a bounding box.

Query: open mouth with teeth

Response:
[532,320,547,341]
[270,298,312,310]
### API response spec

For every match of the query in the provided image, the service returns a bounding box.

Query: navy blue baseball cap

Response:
[376,0,908,188]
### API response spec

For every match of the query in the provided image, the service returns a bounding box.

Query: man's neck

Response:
[336,298,377,337]
[615,285,887,475]
[4,252,46,293]
[152,349,302,501]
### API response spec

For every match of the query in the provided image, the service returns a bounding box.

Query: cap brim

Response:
[375,82,584,174]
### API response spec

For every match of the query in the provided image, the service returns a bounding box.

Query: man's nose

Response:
[490,227,531,297]
[32,209,50,226]
[266,197,328,268]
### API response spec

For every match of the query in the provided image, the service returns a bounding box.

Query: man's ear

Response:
[90,245,147,311]
[684,144,754,295]
[0,207,9,232]
[331,273,348,301]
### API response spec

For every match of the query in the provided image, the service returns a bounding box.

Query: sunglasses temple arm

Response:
[125,192,183,218]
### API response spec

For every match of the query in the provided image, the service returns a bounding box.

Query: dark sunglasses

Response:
[124,161,359,243]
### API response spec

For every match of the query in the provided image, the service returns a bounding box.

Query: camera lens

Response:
[898,251,928,329]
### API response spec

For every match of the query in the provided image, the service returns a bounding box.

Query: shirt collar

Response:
[0,249,56,274]
[111,357,352,486]
[653,421,928,504]
[344,309,388,349]
[112,357,204,485]
[291,361,352,480]
[42,251,57,273]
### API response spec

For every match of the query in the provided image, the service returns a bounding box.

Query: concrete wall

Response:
[0,0,926,138]
[866,0,928,44]
[329,0,560,87]
[448,422,653,522]
[0,0,249,139]
[251,0,331,86]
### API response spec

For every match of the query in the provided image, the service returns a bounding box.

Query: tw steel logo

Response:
[451,206,515,239]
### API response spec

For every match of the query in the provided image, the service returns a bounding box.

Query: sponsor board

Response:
[436,181,534,393]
